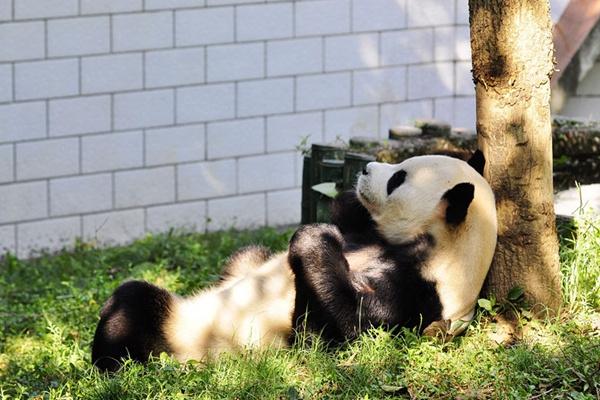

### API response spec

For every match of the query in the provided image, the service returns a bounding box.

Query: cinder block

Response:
[50,173,112,216]
[456,61,474,95]
[324,106,379,142]
[433,97,453,127]
[0,144,13,183]
[297,72,351,111]
[407,62,453,100]
[0,181,47,224]
[407,0,454,27]
[177,159,236,200]
[434,27,455,62]
[380,100,433,134]
[49,95,111,137]
[207,42,264,82]
[113,12,173,52]
[48,16,109,57]
[17,137,79,180]
[455,26,471,60]
[81,0,142,14]
[237,3,293,41]
[238,152,295,193]
[15,0,77,19]
[83,209,145,246]
[175,7,234,47]
[176,83,235,123]
[207,193,265,232]
[237,78,294,117]
[267,112,322,152]
[576,62,600,95]
[0,0,11,21]
[146,48,205,88]
[352,0,406,32]
[114,89,174,130]
[0,225,15,255]
[453,96,475,129]
[296,0,350,36]
[207,0,255,5]
[17,216,81,258]
[267,38,322,77]
[82,131,143,173]
[267,188,301,226]
[15,59,79,101]
[146,124,205,166]
[146,0,205,10]
[146,201,207,233]
[0,102,46,143]
[456,0,469,25]
[82,53,143,94]
[381,29,434,66]
[207,118,264,159]
[0,22,44,62]
[0,64,12,103]
[115,166,175,208]
[325,34,378,71]
[353,66,406,105]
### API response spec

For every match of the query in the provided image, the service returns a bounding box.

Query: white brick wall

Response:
[0,0,483,257]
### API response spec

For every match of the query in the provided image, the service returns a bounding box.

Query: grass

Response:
[0,221,599,399]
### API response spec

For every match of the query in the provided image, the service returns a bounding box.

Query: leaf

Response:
[507,286,524,302]
[478,298,493,312]
[312,182,339,198]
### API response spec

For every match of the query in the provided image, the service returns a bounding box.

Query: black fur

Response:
[289,224,441,344]
[386,169,406,195]
[329,191,379,245]
[91,280,173,372]
[467,150,485,176]
[442,183,474,225]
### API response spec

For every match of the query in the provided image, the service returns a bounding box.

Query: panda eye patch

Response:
[387,170,407,195]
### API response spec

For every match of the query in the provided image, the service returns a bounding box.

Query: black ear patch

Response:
[467,150,485,176]
[387,169,407,195]
[442,183,475,225]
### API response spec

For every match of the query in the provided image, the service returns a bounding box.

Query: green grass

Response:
[1,223,599,400]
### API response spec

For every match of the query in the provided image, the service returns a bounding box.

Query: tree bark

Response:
[469,0,562,311]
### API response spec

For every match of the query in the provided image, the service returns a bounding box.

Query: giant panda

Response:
[91,151,497,372]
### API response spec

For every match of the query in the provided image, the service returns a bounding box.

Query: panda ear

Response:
[467,150,485,176]
[441,183,475,225]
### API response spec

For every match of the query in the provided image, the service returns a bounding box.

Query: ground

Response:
[0,223,598,399]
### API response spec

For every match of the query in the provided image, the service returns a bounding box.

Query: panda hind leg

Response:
[220,245,272,280]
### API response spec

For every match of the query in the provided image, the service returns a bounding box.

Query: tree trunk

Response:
[469,0,562,311]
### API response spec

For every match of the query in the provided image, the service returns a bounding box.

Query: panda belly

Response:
[164,253,295,362]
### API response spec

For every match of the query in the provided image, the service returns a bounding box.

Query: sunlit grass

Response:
[0,223,598,399]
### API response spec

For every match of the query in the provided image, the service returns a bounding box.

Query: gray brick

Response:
[83,209,145,246]
[380,100,433,133]
[0,102,46,143]
[237,78,294,117]
[145,48,205,88]
[0,0,11,21]
[17,138,79,180]
[453,97,475,129]
[267,112,322,152]
[407,62,453,100]
[456,61,474,95]
[297,73,351,111]
[146,201,207,233]
[82,131,143,173]
[237,3,293,41]
[146,124,205,166]
[176,83,235,123]
[15,59,79,100]
[296,0,350,36]
[146,0,205,10]
[50,173,112,216]
[353,67,406,105]
[48,16,110,57]
[381,29,434,66]
[15,0,78,19]
[0,22,44,62]
[0,225,15,255]
[324,106,379,142]
[207,42,264,82]
[0,144,13,183]
[177,159,236,200]
[81,0,142,14]
[49,95,111,137]
[0,64,12,103]
[113,12,173,52]
[207,118,264,159]
[325,33,379,71]
[115,166,175,208]
[114,89,174,130]
[238,152,295,193]
[82,53,143,94]
[17,216,80,258]
[207,193,265,232]
[352,0,406,32]
[267,188,301,226]
[0,181,47,224]
[175,7,234,47]
[407,0,454,27]
[267,38,322,77]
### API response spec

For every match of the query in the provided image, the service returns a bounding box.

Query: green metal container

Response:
[315,159,344,223]
[309,144,346,222]
[300,155,312,225]
[342,152,376,191]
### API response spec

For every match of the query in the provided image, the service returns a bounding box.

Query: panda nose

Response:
[362,168,368,175]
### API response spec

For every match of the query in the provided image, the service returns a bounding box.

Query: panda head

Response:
[356,151,496,245]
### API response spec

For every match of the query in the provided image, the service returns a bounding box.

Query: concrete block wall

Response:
[0,0,506,257]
